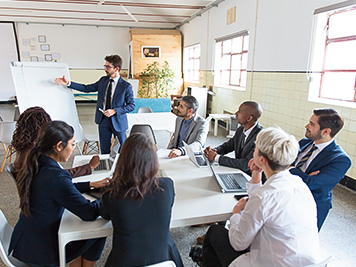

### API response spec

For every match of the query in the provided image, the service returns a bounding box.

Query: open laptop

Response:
[205,158,248,193]
[183,141,207,167]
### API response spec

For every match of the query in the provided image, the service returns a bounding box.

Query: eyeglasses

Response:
[104,65,114,69]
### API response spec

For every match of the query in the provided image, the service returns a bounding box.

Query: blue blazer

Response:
[69,76,135,132]
[290,138,351,230]
[9,155,100,266]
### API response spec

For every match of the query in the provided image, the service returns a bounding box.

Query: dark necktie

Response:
[105,79,114,110]
[296,144,317,169]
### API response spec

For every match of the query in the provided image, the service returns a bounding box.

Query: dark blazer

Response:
[9,155,100,266]
[168,114,209,152]
[69,76,135,132]
[290,138,351,230]
[215,122,263,174]
[100,178,183,267]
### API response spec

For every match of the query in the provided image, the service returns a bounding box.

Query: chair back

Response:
[0,122,16,145]
[144,260,176,267]
[130,124,157,149]
[137,107,153,113]
[0,210,29,267]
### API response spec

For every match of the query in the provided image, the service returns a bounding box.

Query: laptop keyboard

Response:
[196,156,207,166]
[219,173,246,190]
[94,160,107,171]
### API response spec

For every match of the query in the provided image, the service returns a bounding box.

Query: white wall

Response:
[16,23,130,69]
[181,0,347,72]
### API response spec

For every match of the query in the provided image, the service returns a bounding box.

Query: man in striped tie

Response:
[290,108,351,231]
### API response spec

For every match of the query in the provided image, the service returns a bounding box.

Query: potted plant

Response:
[139,61,175,98]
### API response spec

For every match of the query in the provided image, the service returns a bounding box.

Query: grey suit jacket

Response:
[168,114,209,152]
[215,122,263,174]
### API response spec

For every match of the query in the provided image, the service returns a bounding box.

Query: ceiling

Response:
[0,0,224,29]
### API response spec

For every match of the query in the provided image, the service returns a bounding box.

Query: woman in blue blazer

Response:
[100,133,183,267]
[9,121,106,267]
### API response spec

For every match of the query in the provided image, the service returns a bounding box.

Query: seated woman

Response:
[9,121,106,267]
[11,106,107,190]
[203,127,320,266]
[100,133,183,267]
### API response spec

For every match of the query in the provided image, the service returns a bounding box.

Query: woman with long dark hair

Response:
[100,133,183,267]
[11,106,107,190]
[9,121,106,267]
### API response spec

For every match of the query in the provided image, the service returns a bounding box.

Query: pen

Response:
[99,108,104,113]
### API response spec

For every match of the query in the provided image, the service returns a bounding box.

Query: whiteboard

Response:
[0,22,19,101]
[10,62,84,142]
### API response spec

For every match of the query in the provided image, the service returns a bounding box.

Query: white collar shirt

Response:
[295,138,334,172]
[242,121,257,142]
[104,75,120,107]
[228,170,320,267]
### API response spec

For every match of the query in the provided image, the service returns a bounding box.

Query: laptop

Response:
[183,141,207,167]
[205,158,248,193]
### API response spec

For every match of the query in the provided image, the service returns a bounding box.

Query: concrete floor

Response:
[0,103,355,266]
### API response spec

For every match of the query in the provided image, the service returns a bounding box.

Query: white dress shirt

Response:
[228,170,320,267]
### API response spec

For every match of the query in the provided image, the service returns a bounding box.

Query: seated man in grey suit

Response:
[204,101,263,174]
[168,95,209,158]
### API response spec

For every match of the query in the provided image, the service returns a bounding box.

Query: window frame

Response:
[184,43,201,83]
[214,31,249,89]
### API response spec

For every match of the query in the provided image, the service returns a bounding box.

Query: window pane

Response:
[194,59,200,70]
[325,40,356,70]
[221,71,230,85]
[320,72,355,101]
[232,36,243,53]
[194,46,201,57]
[329,8,356,38]
[193,70,200,81]
[231,54,241,70]
[241,53,248,69]
[215,42,222,71]
[222,55,231,69]
[240,71,247,87]
[223,40,231,53]
[230,71,240,85]
[243,35,249,51]
[187,70,193,82]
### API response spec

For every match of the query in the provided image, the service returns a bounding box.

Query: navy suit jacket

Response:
[69,76,135,132]
[290,138,351,230]
[9,155,100,266]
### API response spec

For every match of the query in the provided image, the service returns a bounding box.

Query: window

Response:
[309,4,356,105]
[214,32,249,88]
[184,44,200,83]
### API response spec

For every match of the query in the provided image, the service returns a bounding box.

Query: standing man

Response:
[168,96,208,158]
[204,101,263,175]
[290,108,351,231]
[55,55,135,154]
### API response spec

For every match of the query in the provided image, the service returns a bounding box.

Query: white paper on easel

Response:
[10,61,84,143]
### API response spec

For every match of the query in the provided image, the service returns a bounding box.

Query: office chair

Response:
[130,124,158,150]
[0,122,16,172]
[0,210,29,267]
[137,107,153,113]
[144,260,176,267]
[79,124,100,155]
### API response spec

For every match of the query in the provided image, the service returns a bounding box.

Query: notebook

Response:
[205,158,248,193]
[183,141,207,167]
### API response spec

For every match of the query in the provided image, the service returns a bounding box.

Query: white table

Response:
[128,112,176,133]
[207,114,231,136]
[58,151,248,267]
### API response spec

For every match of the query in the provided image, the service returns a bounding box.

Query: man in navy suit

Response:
[56,55,135,153]
[290,108,351,231]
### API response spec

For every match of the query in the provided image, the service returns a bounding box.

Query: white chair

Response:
[130,124,158,150]
[304,256,335,267]
[79,124,100,155]
[144,260,176,267]
[0,210,29,267]
[0,122,16,172]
